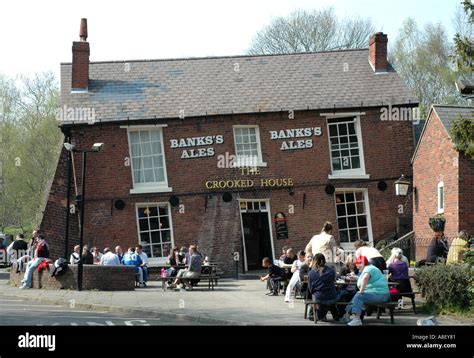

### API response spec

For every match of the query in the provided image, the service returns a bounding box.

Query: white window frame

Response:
[232,125,267,167]
[135,202,175,265]
[122,125,173,194]
[437,181,444,214]
[326,116,369,179]
[334,188,373,250]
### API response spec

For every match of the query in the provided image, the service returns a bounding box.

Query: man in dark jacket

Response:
[260,257,285,296]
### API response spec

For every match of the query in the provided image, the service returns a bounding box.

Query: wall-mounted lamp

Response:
[395,174,410,196]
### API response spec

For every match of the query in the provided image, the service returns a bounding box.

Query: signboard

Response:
[269,127,322,151]
[274,212,289,240]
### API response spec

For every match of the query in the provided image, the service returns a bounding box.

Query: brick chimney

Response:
[72,18,89,91]
[369,32,388,73]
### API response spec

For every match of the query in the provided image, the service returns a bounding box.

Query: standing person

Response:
[284,251,305,302]
[81,246,94,264]
[426,231,449,264]
[307,253,339,321]
[135,245,149,283]
[171,245,202,290]
[100,247,121,266]
[341,256,390,326]
[260,257,285,296]
[354,240,386,272]
[91,247,103,265]
[20,232,50,289]
[447,230,469,265]
[122,247,145,287]
[115,246,124,263]
[69,245,81,265]
[305,222,337,263]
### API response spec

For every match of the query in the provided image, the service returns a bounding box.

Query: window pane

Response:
[138,207,147,218]
[355,192,364,201]
[149,217,160,230]
[359,228,368,241]
[151,141,162,155]
[338,218,347,230]
[345,192,355,202]
[337,204,346,216]
[139,218,149,231]
[329,125,338,137]
[162,243,171,257]
[160,216,170,229]
[152,245,162,258]
[131,143,141,157]
[356,202,365,214]
[140,232,150,244]
[161,230,171,243]
[154,168,165,182]
[357,216,367,227]
[134,169,143,183]
[341,150,350,157]
[144,169,154,182]
[351,156,360,169]
[132,157,140,170]
[141,142,152,156]
[350,149,359,156]
[349,135,358,143]
[140,131,150,143]
[143,156,153,169]
[151,231,161,244]
[130,131,140,144]
[347,216,357,228]
[332,158,341,171]
[349,229,359,241]
[159,206,168,216]
[335,193,344,203]
[348,123,356,135]
[347,203,356,215]
[149,206,158,217]
[150,130,161,142]
[339,230,349,243]
[142,244,151,256]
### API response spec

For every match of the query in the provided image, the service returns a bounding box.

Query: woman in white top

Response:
[354,240,386,272]
[305,222,336,263]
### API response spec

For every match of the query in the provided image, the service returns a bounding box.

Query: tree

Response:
[0,72,61,232]
[450,115,474,159]
[452,0,473,73]
[390,18,464,119]
[246,8,375,55]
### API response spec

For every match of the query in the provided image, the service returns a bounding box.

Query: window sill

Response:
[130,186,173,194]
[328,173,370,180]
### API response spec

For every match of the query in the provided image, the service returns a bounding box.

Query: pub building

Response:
[41,19,418,276]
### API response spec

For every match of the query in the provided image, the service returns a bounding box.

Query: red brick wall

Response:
[10,263,135,290]
[43,108,414,275]
[459,152,474,234]
[72,41,89,89]
[413,111,460,259]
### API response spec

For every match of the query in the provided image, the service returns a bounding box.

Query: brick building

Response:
[41,20,418,275]
[412,105,474,259]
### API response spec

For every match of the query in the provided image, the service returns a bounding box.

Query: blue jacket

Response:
[122,252,143,273]
[308,266,337,302]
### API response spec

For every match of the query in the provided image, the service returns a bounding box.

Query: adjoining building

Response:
[41,20,418,275]
[412,105,474,259]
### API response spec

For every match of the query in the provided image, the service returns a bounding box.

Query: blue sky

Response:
[0,0,464,79]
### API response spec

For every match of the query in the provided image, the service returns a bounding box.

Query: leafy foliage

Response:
[415,264,473,311]
[450,111,474,160]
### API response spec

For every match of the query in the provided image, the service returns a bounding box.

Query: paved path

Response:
[1,276,471,326]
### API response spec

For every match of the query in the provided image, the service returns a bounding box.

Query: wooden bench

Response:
[158,273,217,290]
[390,291,420,314]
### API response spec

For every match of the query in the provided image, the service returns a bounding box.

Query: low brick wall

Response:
[9,263,136,291]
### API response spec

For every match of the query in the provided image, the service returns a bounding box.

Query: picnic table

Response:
[158,264,218,291]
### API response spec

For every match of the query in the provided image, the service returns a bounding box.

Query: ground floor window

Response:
[135,203,173,258]
[334,190,372,246]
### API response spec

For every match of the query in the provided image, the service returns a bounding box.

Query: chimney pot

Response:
[79,18,88,41]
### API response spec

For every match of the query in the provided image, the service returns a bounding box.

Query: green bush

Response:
[415,264,473,311]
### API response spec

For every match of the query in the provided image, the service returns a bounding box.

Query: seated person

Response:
[446,230,469,265]
[283,248,297,279]
[284,250,306,302]
[69,245,81,265]
[386,247,409,266]
[341,256,390,326]
[388,249,412,293]
[337,254,359,304]
[260,257,285,296]
[307,253,339,321]
[81,245,94,264]
[171,245,202,290]
[354,240,386,272]
[100,247,121,266]
[135,245,149,283]
[165,247,180,284]
[91,247,103,265]
[279,246,288,261]
[426,231,449,264]
[122,247,145,287]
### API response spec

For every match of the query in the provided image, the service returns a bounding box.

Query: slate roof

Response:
[60,48,418,124]
[411,105,474,163]
[433,105,473,134]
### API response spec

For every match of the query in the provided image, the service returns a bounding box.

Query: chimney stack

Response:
[369,32,388,73]
[72,18,90,91]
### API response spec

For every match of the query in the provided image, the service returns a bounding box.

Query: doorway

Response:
[239,200,274,271]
